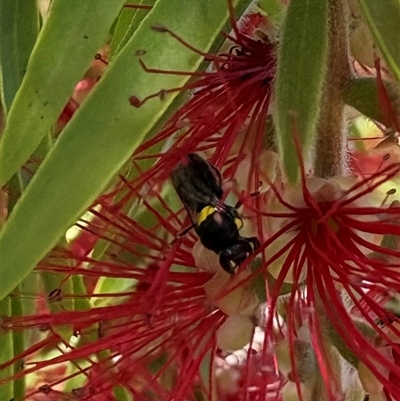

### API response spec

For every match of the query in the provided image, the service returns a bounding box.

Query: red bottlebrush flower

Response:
[125,8,276,197]
[259,157,400,399]
[0,35,279,393]
[3,4,400,401]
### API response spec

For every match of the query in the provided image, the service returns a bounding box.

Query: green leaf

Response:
[11,292,26,399]
[110,7,139,58]
[357,0,400,83]
[259,0,284,15]
[274,0,329,183]
[1,0,39,111]
[0,0,252,300]
[0,0,127,187]
[342,77,398,126]
[110,1,156,58]
[41,272,74,341]
[0,298,13,400]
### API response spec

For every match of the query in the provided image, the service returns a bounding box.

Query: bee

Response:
[171,153,260,274]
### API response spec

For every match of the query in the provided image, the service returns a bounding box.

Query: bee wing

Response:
[182,204,200,227]
[171,153,223,213]
[190,154,223,196]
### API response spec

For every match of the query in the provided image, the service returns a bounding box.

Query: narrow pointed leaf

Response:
[110,7,140,58]
[0,0,127,187]
[0,298,13,400]
[11,293,26,399]
[110,0,156,58]
[358,0,400,83]
[274,0,329,183]
[343,77,399,127]
[0,0,252,300]
[1,0,38,111]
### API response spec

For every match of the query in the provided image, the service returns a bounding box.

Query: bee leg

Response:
[234,200,243,209]
[218,253,237,275]
[240,239,255,254]
[170,224,195,244]
[246,236,261,250]
[234,189,261,209]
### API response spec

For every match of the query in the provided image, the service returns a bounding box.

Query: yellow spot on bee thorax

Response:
[234,217,243,230]
[197,206,217,225]
[196,206,244,230]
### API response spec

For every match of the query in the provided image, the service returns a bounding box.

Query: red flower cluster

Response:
[1,3,400,401]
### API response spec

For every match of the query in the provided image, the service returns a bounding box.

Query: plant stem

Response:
[315,0,352,178]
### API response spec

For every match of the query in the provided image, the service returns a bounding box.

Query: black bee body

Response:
[171,153,259,274]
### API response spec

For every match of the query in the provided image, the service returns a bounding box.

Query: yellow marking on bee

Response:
[234,217,243,230]
[197,206,217,226]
